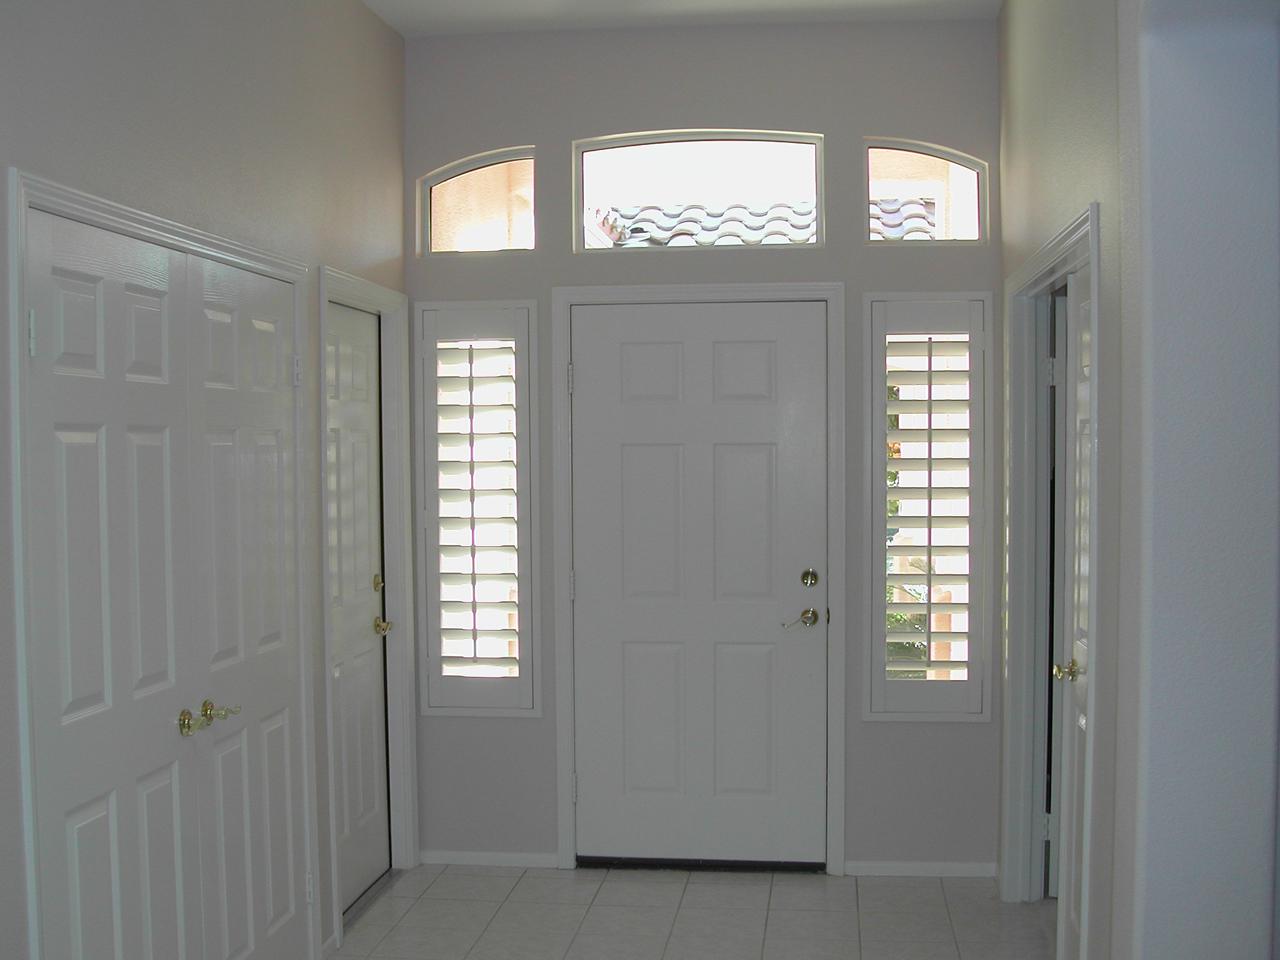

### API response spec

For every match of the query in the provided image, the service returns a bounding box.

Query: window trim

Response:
[863,292,993,721]
[415,299,541,717]
[864,138,990,246]
[571,129,826,253]
[415,146,536,257]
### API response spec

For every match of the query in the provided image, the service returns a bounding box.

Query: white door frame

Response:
[318,268,418,944]
[999,204,1099,902]
[5,169,323,959]
[551,282,847,874]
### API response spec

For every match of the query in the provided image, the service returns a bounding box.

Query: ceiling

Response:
[363,0,1002,38]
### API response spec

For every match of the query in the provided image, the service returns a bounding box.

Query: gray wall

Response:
[404,21,1005,867]
[0,0,404,952]
[999,0,1122,949]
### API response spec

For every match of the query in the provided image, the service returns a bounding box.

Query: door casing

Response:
[999,204,1103,911]
[5,168,323,960]
[550,282,847,874]
[318,268,417,953]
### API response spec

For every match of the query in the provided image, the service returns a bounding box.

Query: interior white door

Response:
[1055,270,1097,957]
[187,254,309,960]
[20,210,310,960]
[22,210,204,960]
[325,302,391,909]
[572,301,828,863]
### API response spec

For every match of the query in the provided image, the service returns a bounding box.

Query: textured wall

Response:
[404,20,1004,868]
[0,1,403,952]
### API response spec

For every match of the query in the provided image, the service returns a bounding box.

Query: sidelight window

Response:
[870,296,988,718]
[418,302,539,714]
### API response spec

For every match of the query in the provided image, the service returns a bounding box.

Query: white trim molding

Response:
[6,169,322,960]
[551,282,847,875]
[999,204,1100,903]
[413,299,542,717]
[318,267,417,949]
[420,849,561,869]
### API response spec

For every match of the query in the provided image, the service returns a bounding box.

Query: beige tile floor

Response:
[334,864,1056,960]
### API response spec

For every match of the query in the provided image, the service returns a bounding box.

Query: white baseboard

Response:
[844,860,997,878]
[420,849,560,868]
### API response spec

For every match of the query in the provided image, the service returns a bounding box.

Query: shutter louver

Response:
[884,333,971,681]
[436,339,521,678]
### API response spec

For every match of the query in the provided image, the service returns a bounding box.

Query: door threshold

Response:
[577,856,824,873]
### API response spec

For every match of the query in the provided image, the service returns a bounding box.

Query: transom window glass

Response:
[578,134,822,250]
[426,152,534,253]
[868,144,983,241]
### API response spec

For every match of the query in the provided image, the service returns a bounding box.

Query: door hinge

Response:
[568,569,575,601]
[305,870,314,904]
[291,354,302,388]
[27,309,36,358]
[567,361,574,395]
[1045,356,1063,388]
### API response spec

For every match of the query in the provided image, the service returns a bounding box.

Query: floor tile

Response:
[566,932,671,960]
[441,862,527,877]
[594,878,688,907]
[398,896,501,930]
[763,937,861,959]
[370,922,483,959]
[948,904,1052,944]
[385,864,446,898]
[957,943,1054,960]
[485,899,589,935]
[859,909,955,942]
[578,904,679,938]
[354,895,418,927]
[340,913,399,956]
[941,878,999,905]
[672,906,767,940]
[769,875,859,911]
[688,870,774,885]
[767,908,861,941]
[679,881,772,910]
[861,943,960,960]
[608,868,690,883]
[663,934,766,959]
[509,874,604,904]
[526,866,609,881]
[857,877,947,914]
[421,872,520,901]
[468,925,580,960]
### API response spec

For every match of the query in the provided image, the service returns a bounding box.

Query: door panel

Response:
[326,302,390,909]
[188,255,308,960]
[23,210,203,960]
[1056,270,1097,958]
[21,210,309,960]
[572,301,827,863]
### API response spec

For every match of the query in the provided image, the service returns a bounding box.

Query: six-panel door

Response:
[571,301,829,863]
[22,210,308,960]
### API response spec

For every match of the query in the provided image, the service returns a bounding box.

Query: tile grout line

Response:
[940,876,963,959]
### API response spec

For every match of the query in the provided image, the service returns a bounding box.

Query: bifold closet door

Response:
[21,209,308,960]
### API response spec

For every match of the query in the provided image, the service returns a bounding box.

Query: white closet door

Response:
[325,302,390,909]
[21,211,309,960]
[187,254,309,960]
[22,210,204,960]
[572,301,828,863]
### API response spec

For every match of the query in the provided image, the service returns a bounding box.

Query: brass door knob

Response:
[374,616,392,636]
[1053,659,1080,682]
[201,700,242,723]
[801,568,820,588]
[177,708,211,737]
[372,573,384,592]
[782,608,820,629]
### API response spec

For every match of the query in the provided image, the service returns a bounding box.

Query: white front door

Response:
[1055,269,1098,957]
[21,210,309,960]
[325,302,391,909]
[572,301,828,863]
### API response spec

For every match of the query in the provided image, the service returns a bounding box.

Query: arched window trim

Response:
[572,129,826,253]
[415,145,536,256]
[864,137,989,245]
